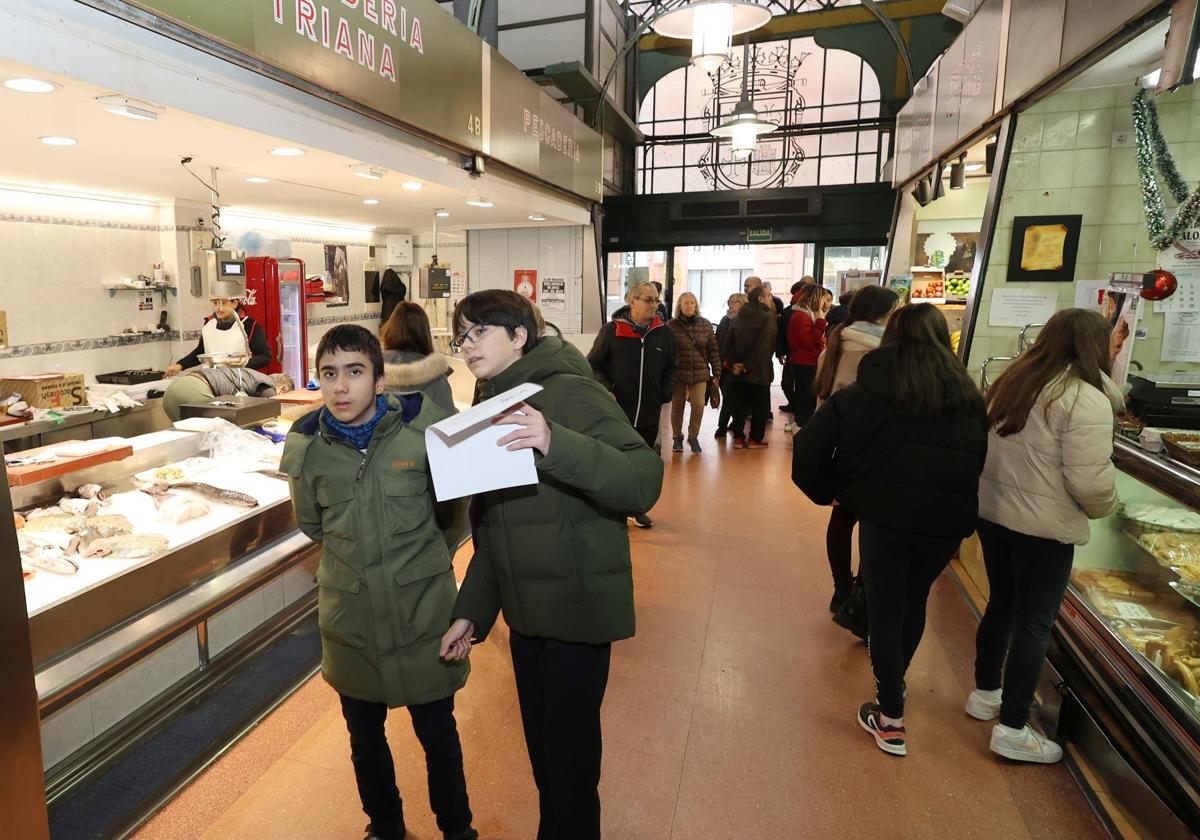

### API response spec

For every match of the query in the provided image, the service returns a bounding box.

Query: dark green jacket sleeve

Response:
[791,398,839,506]
[536,378,664,514]
[452,512,502,641]
[281,434,323,541]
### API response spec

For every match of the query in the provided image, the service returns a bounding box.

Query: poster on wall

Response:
[539,277,566,314]
[1162,311,1200,362]
[324,244,349,307]
[514,269,537,302]
[1101,289,1139,387]
[1006,215,1082,283]
[987,287,1058,328]
[916,230,978,273]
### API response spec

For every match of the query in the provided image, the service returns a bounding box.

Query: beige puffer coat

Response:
[978,374,1122,545]
[815,323,884,408]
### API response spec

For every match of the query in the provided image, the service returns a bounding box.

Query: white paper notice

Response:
[1162,311,1200,362]
[1074,280,1108,312]
[987,287,1059,328]
[425,383,545,501]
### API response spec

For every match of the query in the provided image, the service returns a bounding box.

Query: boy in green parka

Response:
[281,325,476,840]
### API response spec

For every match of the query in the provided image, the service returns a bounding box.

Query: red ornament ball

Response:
[1141,269,1178,301]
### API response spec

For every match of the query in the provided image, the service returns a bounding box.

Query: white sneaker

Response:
[965,688,1002,721]
[989,723,1063,764]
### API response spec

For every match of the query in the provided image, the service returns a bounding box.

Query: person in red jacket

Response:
[785,283,831,429]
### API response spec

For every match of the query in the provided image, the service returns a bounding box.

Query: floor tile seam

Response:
[462,695,522,781]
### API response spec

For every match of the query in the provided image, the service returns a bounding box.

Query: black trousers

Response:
[339,693,472,837]
[974,518,1075,729]
[634,422,659,449]
[510,629,612,840]
[731,380,769,441]
[780,362,796,409]
[788,363,818,425]
[859,520,960,719]
[716,369,734,431]
[826,504,859,587]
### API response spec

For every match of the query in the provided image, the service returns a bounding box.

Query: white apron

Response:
[201,315,250,359]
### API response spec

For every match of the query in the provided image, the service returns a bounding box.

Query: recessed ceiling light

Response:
[528,214,546,221]
[351,163,385,180]
[4,78,58,93]
[96,94,162,121]
[39,136,77,146]
[466,196,493,208]
[246,177,270,184]
[435,208,451,218]
[270,147,305,157]
[401,181,422,191]
[363,199,380,205]
[965,163,984,172]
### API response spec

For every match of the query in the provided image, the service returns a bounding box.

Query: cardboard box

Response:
[1,373,86,408]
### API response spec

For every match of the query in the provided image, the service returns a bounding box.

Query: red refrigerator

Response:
[243,257,308,386]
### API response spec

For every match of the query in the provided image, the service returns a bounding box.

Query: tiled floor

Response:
[132,400,1106,840]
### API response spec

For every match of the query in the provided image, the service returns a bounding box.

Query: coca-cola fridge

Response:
[243,257,308,386]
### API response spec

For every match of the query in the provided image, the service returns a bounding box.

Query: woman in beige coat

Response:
[810,285,899,613]
[966,308,1120,765]
[667,292,720,453]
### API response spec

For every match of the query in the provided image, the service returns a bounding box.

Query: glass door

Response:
[278,281,305,385]
[605,250,669,321]
[819,244,887,293]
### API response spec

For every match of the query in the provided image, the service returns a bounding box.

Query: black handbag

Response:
[832,582,869,641]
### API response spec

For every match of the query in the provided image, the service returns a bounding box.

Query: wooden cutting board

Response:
[276,389,324,405]
[5,439,133,486]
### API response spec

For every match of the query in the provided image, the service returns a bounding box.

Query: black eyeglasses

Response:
[450,323,493,351]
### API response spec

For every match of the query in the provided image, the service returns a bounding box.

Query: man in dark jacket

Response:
[587,281,676,526]
[724,286,777,448]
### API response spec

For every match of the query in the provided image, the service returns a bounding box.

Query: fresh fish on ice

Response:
[157,494,211,526]
[253,469,289,481]
[74,483,108,502]
[20,514,86,533]
[145,481,258,508]
[21,545,79,575]
[78,514,134,542]
[25,506,66,520]
[18,530,80,554]
[59,497,99,516]
[84,533,169,560]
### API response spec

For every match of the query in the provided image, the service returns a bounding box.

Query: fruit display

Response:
[945,275,970,299]
[910,278,944,300]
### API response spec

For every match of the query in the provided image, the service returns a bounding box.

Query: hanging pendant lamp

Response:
[710,38,776,160]
[652,1,772,74]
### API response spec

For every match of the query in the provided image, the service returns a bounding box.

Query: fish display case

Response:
[1047,440,1200,839]
[7,425,318,802]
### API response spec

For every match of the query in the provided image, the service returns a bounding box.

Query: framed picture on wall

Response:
[1006,215,1083,283]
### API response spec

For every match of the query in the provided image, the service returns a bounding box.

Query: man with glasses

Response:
[587,281,676,528]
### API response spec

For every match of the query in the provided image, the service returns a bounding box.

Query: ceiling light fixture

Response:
[401,181,423,191]
[652,1,772,75]
[96,94,163,121]
[362,199,380,205]
[466,195,494,208]
[435,208,451,218]
[246,176,270,184]
[351,163,386,180]
[529,214,547,221]
[4,78,58,93]
[949,154,966,190]
[710,37,776,160]
[39,136,77,147]
[269,147,305,157]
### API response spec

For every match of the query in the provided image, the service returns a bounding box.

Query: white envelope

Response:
[425,382,544,501]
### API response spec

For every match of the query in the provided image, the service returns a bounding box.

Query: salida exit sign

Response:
[746,228,773,243]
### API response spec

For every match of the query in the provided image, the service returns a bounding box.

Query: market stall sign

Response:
[746,228,773,243]
[120,1,603,200]
[486,48,602,201]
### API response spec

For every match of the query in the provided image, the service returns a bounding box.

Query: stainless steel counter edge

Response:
[1113,437,1200,511]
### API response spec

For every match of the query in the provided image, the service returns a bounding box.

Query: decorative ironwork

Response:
[625,1,862,18]
[698,42,809,189]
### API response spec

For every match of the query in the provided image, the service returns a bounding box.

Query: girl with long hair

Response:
[966,308,1120,764]
[784,283,831,431]
[792,304,988,757]
[380,301,455,411]
[811,285,900,614]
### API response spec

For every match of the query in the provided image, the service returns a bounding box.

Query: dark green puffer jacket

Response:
[452,336,663,644]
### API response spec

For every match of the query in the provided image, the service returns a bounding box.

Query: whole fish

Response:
[253,469,289,481]
[21,545,79,575]
[84,533,169,560]
[18,530,80,554]
[155,481,258,508]
[74,483,108,501]
[20,514,86,534]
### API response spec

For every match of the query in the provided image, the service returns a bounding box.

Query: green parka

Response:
[452,337,664,645]
[281,394,468,708]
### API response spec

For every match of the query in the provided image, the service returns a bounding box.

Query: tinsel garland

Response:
[1132,89,1200,251]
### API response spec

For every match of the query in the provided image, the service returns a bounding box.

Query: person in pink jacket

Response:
[967,308,1121,764]
[785,284,830,430]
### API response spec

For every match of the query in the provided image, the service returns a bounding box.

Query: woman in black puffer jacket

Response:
[792,304,987,758]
